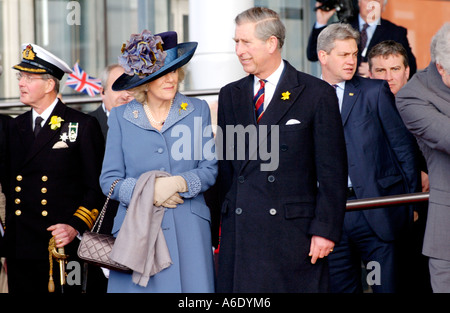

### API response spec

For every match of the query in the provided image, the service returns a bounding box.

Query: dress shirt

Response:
[358,15,379,58]
[253,60,285,111]
[333,81,346,112]
[102,102,110,117]
[32,97,59,131]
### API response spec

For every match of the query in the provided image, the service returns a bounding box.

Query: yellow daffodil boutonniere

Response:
[179,102,188,115]
[49,116,64,130]
[281,91,291,101]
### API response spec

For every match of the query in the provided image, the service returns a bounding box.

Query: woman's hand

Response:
[153,176,188,206]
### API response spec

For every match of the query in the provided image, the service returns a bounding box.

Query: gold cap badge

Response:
[22,44,36,61]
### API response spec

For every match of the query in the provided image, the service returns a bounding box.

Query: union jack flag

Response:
[65,63,102,97]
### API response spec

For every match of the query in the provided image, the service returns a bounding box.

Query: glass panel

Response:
[106,0,171,66]
[34,0,106,99]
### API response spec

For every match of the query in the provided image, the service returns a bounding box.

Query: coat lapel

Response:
[341,77,361,125]
[231,76,256,127]
[238,61,305,171]
[368,19,387,52]
[23,100,66,166]
[16,111,35,153]
[123,93,196,132]
[259,62,305,127]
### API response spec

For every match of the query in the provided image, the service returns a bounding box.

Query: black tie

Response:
[34,116,43,137]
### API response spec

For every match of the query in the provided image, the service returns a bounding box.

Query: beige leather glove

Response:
[153,176,188,207]
[161,193,184,208]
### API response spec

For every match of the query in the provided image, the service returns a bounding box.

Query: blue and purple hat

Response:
[112,30,197,91]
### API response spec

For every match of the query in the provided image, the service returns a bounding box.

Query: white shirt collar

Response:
[358,14,380,29]
[32,97,59,126]
[254,59,285,88]
[253,60,285,109]
[102,102,110,117]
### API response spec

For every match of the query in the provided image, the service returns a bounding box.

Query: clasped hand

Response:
[153,176,188,208]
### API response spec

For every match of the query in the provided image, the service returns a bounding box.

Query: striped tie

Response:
[359,23,369,58]
[254,79,266,123]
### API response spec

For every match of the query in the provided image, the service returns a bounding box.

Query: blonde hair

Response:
[129,67,185,105]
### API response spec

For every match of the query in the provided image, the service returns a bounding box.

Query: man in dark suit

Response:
[368,40,432,293]
[89,64,133,140]
[216,7,348,293]
[4,43,105,293]
[317,23,419,292]
[307,0,416,78]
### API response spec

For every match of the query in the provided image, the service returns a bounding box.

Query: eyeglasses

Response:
[16,72,46,83]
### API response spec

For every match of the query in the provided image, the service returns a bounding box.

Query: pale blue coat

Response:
[100,93,217,293]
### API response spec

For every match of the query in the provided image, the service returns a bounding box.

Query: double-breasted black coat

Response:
[4,100,105,261]
[216,61,348,292]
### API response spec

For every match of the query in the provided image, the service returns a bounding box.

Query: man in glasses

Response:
[4,43,105,293]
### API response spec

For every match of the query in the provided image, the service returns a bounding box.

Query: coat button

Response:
[280,144,288,151]
[235,208,243,215]
[41,199,48,205]
[269,208,277,216]
[15,210,22,216]
[157,148,164,154]
[42,176,48,182]
[238,176,245,183]
[41,210,48,217]
[15,198,21,204]
[15,186,21,192]
[16,175,23,181]
[41,188,47,194]
[268,175,275,183]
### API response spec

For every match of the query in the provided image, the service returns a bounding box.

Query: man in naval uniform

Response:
[4,44,105,293]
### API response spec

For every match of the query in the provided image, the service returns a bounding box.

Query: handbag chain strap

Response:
[92,179,120,233]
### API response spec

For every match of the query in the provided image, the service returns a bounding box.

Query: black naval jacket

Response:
[4,100,105,260]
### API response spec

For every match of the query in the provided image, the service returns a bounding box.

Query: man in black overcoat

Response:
[216,7,348,293]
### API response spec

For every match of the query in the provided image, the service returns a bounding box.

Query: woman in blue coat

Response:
[99,30,217,293]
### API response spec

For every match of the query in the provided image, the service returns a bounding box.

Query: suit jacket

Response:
[0,114,10,255]
[0,114,11,188]
[4,100,105,260]
[396,62,450,261]
[343,76,419,241]
[217,61,348,292]
[89,104,108,140]
[307,17,417,77]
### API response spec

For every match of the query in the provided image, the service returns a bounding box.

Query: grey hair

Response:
[42,73,60,93]
[100,64,123,91]
[430,22,450,73]
[235,7,286,50]
[317,23,360,54]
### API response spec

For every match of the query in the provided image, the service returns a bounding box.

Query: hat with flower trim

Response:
[112,30,197,91]
[13,43,72,80]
